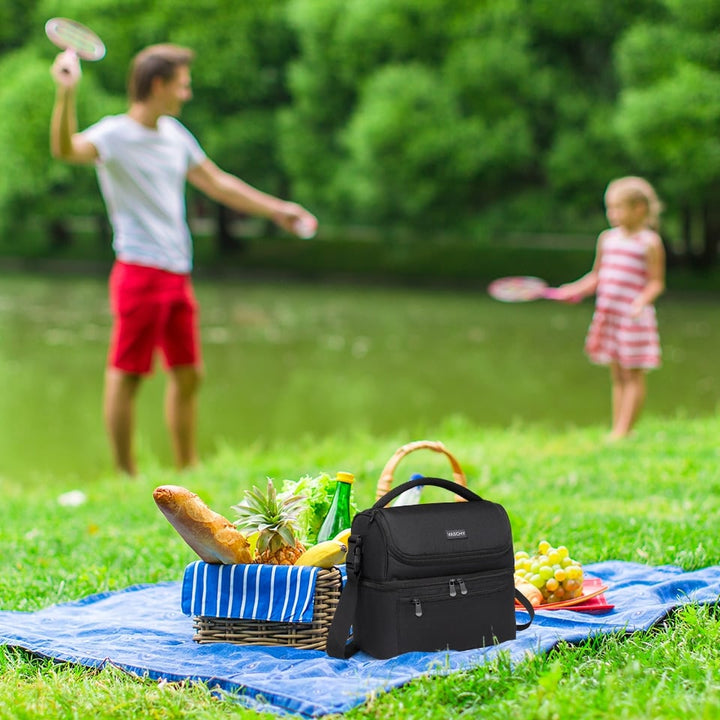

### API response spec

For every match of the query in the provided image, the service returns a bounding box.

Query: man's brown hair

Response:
[127,44,195,102]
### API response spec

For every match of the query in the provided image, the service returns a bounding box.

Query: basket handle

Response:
[375,440,468,501]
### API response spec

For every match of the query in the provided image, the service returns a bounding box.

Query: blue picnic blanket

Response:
[0,561,718,718]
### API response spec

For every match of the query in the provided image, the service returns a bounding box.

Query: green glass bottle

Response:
[317,471,354,543]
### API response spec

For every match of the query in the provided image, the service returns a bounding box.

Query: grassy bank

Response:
[4,228,720,292]
[1,414,719,717]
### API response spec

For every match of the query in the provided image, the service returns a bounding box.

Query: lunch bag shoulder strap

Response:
[326,515,372,659]
[325,528,366,659]
[325,566,359,658]
[515,588,535,629]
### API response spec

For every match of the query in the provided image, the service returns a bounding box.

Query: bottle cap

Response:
[336,471,355,484]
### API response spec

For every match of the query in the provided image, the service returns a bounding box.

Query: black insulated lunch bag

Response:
[326,476,535,659]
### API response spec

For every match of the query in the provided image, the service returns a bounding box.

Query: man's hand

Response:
[272,202,318,238]
[51,50,82,89]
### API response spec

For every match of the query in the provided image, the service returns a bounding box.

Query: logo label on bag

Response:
[446,529,467,539]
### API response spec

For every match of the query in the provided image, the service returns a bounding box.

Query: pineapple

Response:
[232,480,306,565]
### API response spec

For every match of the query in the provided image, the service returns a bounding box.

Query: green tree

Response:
[5,0,298,255]
[279,0,672,234]
[0,0,37,52]
[0,46,113,252]
[280,0,540,229]
[613,0,720,264]
[2,0,718,264]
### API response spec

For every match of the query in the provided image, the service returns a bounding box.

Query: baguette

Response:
[514,577,543,607]
[153,485,252,564]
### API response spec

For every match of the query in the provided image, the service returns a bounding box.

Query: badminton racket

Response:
[45,17,106,70]
[488,276,568,303]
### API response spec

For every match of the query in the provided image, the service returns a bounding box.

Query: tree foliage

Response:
[614,0,720,261]
[0,0,718,258]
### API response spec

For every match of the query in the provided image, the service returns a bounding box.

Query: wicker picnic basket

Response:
[190,441,466,649]
[375,439,468,500]
[192,566,343,650]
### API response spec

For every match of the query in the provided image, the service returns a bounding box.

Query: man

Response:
[50,44,317,476]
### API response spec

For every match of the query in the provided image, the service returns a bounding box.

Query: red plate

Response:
[516,577,614,613]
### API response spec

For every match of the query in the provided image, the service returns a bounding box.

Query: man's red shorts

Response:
[108,261,201,375]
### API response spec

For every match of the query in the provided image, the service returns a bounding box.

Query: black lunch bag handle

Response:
[372,476,483,508]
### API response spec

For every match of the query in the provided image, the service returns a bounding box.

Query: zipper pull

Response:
[412,598,423,617]
[458,578,468,595]
[449,579,457,598]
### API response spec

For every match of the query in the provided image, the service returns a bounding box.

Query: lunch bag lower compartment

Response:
[354,567,516,658]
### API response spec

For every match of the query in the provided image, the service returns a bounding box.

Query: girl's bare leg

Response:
[627,368,646,429]
[609,366,645,439]
[609,362,623,433]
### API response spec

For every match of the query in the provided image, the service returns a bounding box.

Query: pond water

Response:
[0,272,717,482]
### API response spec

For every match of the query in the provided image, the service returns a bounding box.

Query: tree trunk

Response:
[97,214,112,253]
[681,206,692,258]
[48,219,71,252]
[216,204,246,255]
[681,205,715,268]
[702,202,719,266]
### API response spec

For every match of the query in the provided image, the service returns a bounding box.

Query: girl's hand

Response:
[629,299,645,318]
[553,284,584,303]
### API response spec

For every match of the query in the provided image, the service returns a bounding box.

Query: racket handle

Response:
[543,287,582,303]
[542,287,561,300]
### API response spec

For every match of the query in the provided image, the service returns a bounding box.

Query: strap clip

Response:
[348,536,363,575]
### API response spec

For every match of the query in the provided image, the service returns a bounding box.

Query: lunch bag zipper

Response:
[362,567,508,592]
[413,598,423,617]
[413,576,471,616]
[448,578,468,598]
[387,542,510,567]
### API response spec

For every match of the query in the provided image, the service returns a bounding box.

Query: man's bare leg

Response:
[104,367,142,475]
[165,364,201,470]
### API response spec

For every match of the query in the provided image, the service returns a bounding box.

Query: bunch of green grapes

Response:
[514,540,584,604]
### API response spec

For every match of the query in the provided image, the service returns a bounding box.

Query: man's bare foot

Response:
[605,430,636,443]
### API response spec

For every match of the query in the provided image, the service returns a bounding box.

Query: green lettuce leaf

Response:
[280,473,358,546]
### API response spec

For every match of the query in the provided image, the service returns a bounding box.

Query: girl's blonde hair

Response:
[604,176,663,230]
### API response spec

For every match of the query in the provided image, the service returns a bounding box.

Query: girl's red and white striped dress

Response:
[584,227,661,369]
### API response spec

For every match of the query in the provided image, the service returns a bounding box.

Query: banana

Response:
[294,539,348,568]
[333,528,352,546]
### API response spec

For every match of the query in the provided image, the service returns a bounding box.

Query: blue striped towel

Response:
[181,562,345,624]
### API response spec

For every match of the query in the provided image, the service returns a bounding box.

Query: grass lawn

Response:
[1,414,719,718]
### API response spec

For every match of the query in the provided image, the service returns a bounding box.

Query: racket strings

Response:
[46,20,104,59]
[488,277,548,302]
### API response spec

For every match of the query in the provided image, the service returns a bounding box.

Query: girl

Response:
[556,176,666,440]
